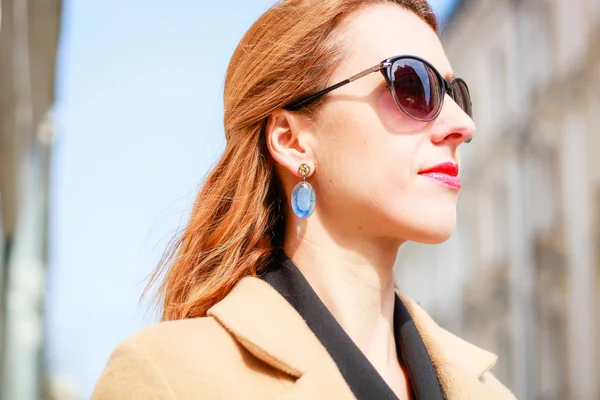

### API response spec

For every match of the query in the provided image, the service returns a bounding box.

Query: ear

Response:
[265,109,316,179]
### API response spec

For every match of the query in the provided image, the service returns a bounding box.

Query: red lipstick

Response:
[418,162,460,190]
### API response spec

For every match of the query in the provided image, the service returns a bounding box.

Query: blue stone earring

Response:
[291,163,316,219]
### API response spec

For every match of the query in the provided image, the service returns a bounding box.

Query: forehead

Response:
[334,4,453,79]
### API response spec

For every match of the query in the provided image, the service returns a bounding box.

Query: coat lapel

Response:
[400,295,517,400]
[207,276,355,400]
[208,276,514,400]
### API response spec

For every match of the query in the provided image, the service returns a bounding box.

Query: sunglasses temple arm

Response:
[284,63,386,111]
[284,79,350,111]
[348,63,388,82]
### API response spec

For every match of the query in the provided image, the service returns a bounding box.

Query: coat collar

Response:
[398,295,504,399]
[207,276,355,399]
[208,276,512,400]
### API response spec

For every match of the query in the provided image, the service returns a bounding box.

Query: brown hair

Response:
[148,0,438,321]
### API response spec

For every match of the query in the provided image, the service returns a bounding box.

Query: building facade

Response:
[395,0,600,399]
[0,0,61,399]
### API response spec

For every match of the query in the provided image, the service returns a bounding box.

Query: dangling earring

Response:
[291,163,316,219]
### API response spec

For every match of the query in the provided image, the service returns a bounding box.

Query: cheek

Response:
[314,110,393,197]
[376,89,430,133]
[315,103,422,195]
[316,104,380,159]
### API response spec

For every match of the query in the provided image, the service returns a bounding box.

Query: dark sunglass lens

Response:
[451,79,473,118]
[390,58,442,120]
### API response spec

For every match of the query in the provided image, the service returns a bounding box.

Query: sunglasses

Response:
[284,55,473,141]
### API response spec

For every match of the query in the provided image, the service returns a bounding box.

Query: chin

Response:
[392,212,457,245]
[416,214,457,244]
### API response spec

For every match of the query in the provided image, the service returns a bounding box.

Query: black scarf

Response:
[261,250,445,400]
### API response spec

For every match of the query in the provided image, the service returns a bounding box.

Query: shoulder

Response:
[124,316,233,353]
[92,317,243,400]
[114,316,246,371]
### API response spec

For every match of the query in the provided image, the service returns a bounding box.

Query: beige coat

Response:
[92,277,516,399]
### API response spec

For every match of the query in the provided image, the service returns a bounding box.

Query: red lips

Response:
[418,162,459,176]
[417,162,460,190]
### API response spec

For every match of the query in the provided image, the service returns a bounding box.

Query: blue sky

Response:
[47,0,458,397]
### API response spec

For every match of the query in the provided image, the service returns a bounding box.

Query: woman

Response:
[93,0,515,399]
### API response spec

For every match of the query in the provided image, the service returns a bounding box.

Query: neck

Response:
[283,216,403,369]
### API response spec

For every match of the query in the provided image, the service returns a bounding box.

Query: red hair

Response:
[147,0,438,320]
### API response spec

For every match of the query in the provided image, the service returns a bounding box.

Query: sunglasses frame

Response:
[283,54,473,123]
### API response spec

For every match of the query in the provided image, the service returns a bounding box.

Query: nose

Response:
[430,94,476,145]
